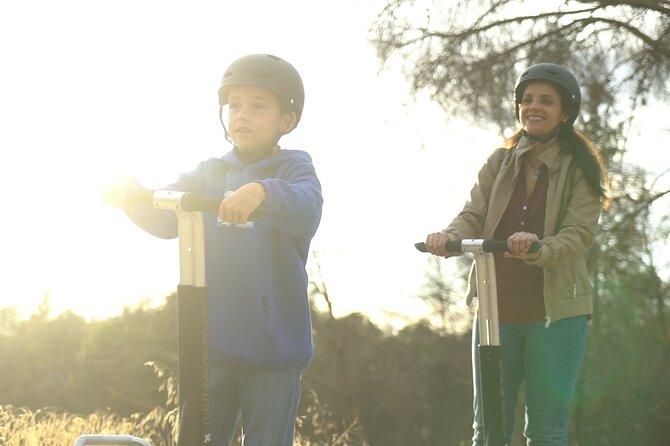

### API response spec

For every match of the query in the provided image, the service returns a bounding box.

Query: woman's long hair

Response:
[505,96,610,209]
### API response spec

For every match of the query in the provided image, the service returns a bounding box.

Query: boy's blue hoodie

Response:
[126,148,323,368]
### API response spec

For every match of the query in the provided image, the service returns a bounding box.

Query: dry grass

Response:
[0,403,178,446]
[0,362,359,446]
[0,402,357,446]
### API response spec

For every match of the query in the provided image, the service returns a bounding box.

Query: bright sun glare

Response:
[1,0,668,328]
[2,0,462,327]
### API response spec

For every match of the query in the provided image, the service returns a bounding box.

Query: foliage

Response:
[370,0,670,132]
[306,311,473,445]
[0,333,353,446]
[1,271,668,445]
[0,404,149,446]
[0,294,177,415]
[0,361,177,446]
[417,255,473,335]
[0,296,474,445]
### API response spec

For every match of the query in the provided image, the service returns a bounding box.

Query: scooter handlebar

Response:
[117,188,265,218]
[178,192,222,214]
[414,239,541,253]
[120,189,222,214]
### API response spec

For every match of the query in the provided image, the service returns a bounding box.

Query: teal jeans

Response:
[472,315,587,446]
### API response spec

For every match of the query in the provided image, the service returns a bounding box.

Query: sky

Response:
[1,0,668,330]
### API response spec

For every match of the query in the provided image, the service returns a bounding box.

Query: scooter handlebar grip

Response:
[125,190,265,217]
[180,192,267,219]
[180,193,221,214]
[480,240,542,253]
[414,242,428,252]
[414,240,462,253]
[482,240,509,252]
[415,240,541,253]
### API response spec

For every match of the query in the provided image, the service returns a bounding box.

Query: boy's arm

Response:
[256,157,323,239]
[117,178,179,239]
[104,164,206,240]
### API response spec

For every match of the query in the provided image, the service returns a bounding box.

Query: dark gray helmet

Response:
[514,63,581,124]
[218,54,305,127]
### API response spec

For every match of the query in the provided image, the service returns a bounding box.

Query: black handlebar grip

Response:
[178,192,267,219]
[180,193,221,214]
[415,242,428,252]
[125,190,266,219]
[415,240,541,253]
[481,240,509,252]
[414,241,463,252]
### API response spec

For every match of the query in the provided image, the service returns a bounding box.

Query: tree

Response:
[305,261,475,445]
[371,0,670,133]
[417,255,472,335]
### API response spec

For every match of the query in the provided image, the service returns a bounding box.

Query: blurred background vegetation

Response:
[1,1,669,445]
[0,257,668,446]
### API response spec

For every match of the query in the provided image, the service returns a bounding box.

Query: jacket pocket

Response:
[207,285,281,364]
[559,258,591,299]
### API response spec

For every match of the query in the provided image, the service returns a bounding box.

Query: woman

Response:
[424,63,608,445]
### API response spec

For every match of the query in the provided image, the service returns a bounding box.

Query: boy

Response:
[110,54,323,446]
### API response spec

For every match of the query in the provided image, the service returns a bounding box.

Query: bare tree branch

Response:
[575,0,670,16]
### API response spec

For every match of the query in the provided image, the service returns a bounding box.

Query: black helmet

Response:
[514,63,581,124]
[218,54,305,127]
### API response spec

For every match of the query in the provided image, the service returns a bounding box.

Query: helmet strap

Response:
[281,111,298,135]
[219,106,234,146]
[523,123,561,144]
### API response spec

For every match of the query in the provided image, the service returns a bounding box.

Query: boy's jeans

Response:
[471,315,587,446]
[209,365,302,446]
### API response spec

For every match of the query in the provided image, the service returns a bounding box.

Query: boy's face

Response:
[227,85,294,155]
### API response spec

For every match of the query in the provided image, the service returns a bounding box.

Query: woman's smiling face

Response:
[518,81,567,137]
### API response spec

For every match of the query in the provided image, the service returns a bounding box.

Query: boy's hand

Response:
[101,176,142,209]
[503,231,541,260]
[219,183,266,224]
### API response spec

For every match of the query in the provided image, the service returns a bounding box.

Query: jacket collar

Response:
[517,135,563,171]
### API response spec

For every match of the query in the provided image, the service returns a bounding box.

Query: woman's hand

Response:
[424,232,461,258]
[504,231,541,260]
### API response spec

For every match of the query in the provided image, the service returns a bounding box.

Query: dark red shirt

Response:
[493,164,548,324]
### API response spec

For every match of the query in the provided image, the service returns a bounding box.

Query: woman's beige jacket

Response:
[445,136,602,325]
